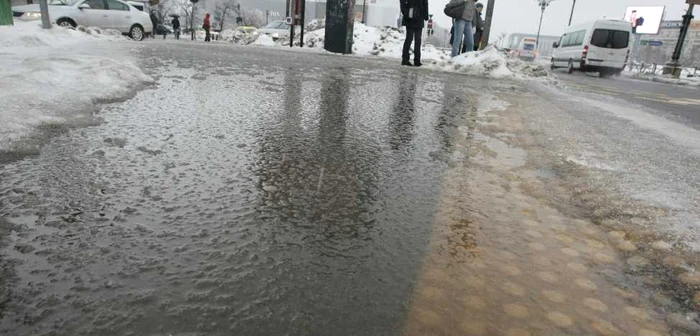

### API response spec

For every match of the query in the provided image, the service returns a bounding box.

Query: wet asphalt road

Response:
[2,41,700,336]
[554,70,700,130]
[0,41,515,335]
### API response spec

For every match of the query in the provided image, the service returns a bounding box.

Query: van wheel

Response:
[600,70,613,79]
[567,60,574,74]
[550,59,556,70]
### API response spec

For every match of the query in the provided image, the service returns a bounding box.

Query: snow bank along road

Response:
[0,22,152,158]
[1,41,699,335]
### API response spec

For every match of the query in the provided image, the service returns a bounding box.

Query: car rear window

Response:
[590,29,629,49]
[523,44,535,51]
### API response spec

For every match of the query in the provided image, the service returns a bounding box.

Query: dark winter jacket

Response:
[446,0,474,21]
[474,9,483,31]
[171,18,180,30]
[400,0,429,28]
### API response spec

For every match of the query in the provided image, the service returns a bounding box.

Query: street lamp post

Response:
[568,0,576,26]
[663,2,696,78]
[536,1,551,50]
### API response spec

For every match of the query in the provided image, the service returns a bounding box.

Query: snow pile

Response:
[428,47,512,78]
[306,18,325,32]
[220,29,260,45]
[0,22,152,151]
[287,22,449,61]
[220,21,551,80]
[426,47,551,79]
[253,33,275,47]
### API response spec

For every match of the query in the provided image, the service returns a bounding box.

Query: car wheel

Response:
[567,60,574,74]
[600,70,613,79]
[56,18,76,28]
[130,25,145,41]
[550,59,556,70]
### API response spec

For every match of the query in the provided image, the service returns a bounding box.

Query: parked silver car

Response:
[12,0,154,41]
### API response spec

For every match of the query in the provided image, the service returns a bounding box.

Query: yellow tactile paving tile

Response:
[402,96,672,336]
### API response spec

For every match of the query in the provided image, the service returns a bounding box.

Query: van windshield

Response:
[590,29,629,49]
[523,44,535,51]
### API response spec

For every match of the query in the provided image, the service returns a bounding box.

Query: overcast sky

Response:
[430,0,689,38]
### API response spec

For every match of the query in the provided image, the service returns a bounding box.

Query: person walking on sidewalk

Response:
[149,10,158,39]
[400,0,429,67]
[203,13,212,42]
[447,0,474,57]
[171,16,181,40]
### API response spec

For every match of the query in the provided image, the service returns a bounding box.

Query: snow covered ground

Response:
[220,21,550,80]
[0,22,152,152]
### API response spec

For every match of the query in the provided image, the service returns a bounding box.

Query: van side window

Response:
[575,30,585,45]
[561,30,585,47]
[561,34,571,47]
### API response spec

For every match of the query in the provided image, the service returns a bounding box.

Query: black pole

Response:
[568,0,576,26]
[672,4,694,63]
[536,6,544,50]
[289,0,295,47]
[481,0,495,48]
[300,0,306,47]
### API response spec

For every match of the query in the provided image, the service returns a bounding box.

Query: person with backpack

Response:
[444,0,475,57]
[203,13,212,42]
[400,0,429,66]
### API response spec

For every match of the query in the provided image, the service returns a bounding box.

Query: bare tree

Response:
[213,0,238,30]
[239,8,265,27]
[170,0,193,31]
[154,0,173,24]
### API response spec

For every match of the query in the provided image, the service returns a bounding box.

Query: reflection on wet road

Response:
[0,42,693,336]
[0,43,493,335]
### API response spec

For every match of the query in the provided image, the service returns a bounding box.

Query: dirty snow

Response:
[623,65,700,86]
[0,21,152,151]
[220,20,550,80]
[253,33,275,47]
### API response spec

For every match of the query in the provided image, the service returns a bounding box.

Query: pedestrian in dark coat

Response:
[149,11,158,39]
[171,17,181,40]
[400,0,429,66]
[473,2,484,51]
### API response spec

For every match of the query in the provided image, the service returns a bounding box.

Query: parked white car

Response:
[551,19,632,78]
[12,0,153,41]
[257,20,295,40]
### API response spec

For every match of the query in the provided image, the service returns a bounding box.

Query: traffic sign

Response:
[285,17,293,25]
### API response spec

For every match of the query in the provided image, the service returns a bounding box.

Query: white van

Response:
[551,19,632,78]
[513,37,537,61]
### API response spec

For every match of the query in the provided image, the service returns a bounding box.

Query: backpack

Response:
[444,1,466,19]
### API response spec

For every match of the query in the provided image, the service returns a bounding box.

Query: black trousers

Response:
[402,26,423,63]
[204,27,211,42]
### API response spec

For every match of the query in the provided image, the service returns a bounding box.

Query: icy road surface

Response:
[1,41,699,335]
